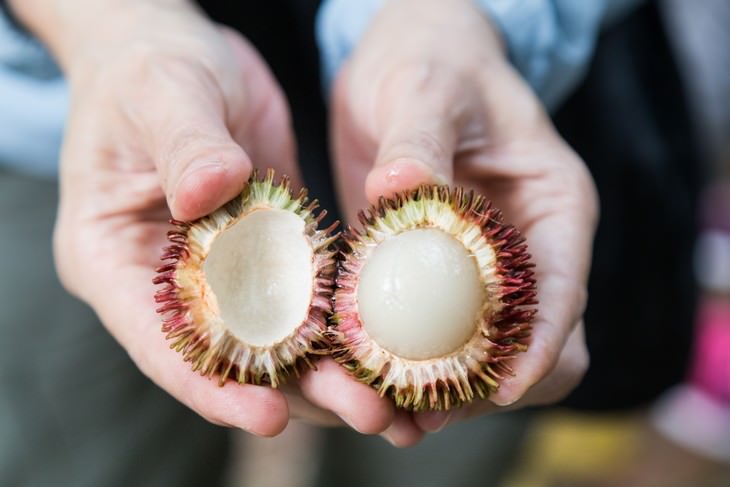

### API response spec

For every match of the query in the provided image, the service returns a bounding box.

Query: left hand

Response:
[330,0,598,446]
[39,0,392,438]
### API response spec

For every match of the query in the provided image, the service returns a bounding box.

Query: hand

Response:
[9,0,392,436]
[330,0,598,444]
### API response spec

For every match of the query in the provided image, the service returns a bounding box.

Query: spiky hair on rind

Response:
[154,169,338,387]
[330,185,537,411]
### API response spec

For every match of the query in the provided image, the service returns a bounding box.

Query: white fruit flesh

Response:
[356,228,484,360]
[203,208,314,346]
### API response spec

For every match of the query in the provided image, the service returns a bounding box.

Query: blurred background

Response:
[1,0,728,486]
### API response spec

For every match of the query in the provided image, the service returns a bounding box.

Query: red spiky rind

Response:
[330,185,537,411]
[154,169,339,387]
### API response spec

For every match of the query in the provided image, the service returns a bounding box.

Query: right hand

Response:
[9,0,395,437]
[330,0,597,443]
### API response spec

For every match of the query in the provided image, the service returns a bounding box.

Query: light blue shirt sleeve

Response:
[0,10,68,179]
[316,0,643,110]
[0,1,643,179]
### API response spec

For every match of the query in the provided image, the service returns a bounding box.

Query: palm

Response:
[332,64,597,419]
[54,24,405,435]
[457,139,596,406]
[53,29,308,434]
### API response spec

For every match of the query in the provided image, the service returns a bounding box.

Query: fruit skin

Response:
[153,169,338,387]
[330,185,537,411]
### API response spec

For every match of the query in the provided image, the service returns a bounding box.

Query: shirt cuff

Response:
[316,0,641,110]
[0,7,67,178]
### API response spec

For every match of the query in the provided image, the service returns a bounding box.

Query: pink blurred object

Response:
[690,297,730,403]
[652,384,730,462]
[692,181,730,403]
[652,296,730,463]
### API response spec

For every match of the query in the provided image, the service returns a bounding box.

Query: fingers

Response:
[97,266,290,437]
[418,322,588,433]
[380,410,424,447]
[491,185,595,405]
[363,71,480,203]
[413,410,455,434]
[365,122,454,203]
[298,358,394,434]
[417,168,595,427]
[132,59,252,221]
[491,245,589,406]
[281,386,345,427]
[220,27,302,190]
[293,360,426,448]
[515,323,589,405]
[491,277,587,406]
[143,31,300,220]
[169,146,251,222]
[295,360,425,447]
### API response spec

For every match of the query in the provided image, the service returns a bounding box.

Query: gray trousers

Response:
[0,170,229,487]
[315,415,530,487]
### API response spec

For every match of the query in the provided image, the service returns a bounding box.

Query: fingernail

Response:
[381,431,398,447]
[337,413,359,432]
[177,160,226,191]
[383,161,410,188]
[172,160,228,217]
[384,158,449,188]
[417,411,452,433]
[432,171,450,186]
[490,379,521,407]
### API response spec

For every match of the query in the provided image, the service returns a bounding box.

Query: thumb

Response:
[145,71,252,221]
[364,79,466,204]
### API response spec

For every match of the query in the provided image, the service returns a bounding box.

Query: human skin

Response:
[9,0,396,439]
[330,0,598,444]
[10,0,597,447]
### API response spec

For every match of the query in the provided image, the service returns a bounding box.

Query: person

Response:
[0,0,700,485]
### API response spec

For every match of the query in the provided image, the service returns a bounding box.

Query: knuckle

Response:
[558,337,590,395]
[525,329,590,406]
[379,61,468,118]
[404,128,449,163]
[51,217,80,296]
[567,343,590,386]
[185,379,228,427]
[574,286,590,321]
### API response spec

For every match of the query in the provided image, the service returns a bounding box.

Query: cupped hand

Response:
[330,0,599,444]
[46,1,391,437]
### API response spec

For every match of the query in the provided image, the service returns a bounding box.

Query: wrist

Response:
[318,0,508,92]
[7,0,191,73]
